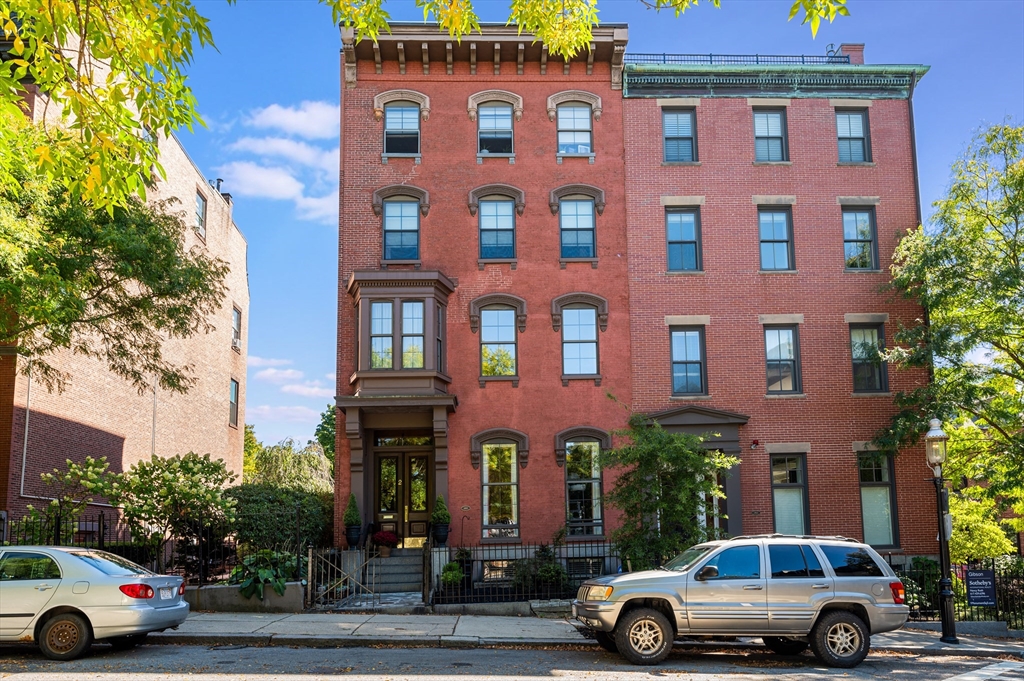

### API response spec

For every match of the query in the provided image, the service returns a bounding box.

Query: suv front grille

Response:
[577,586,590,602]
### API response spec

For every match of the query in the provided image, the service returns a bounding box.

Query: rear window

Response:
[819,545,885,577]
[69,550,153,576]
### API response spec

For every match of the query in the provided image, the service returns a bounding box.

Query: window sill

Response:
[480,537,522,545]
[381,259,422,270]
[670,395,712,401]
[662,161,701,167]
[194,228,207,243]
[765,393,806,399]
[480,375,519,388]
[759,269,798,275]
[382,153,421,165]
[229,422,239,430]
[562,373,602,387]
[844,268,882,274]
[838,161,875,167]
[557,153,595,165]
[753,161,792,166]
[566,534,606,542]
[665,270,705,276]
[478,259,517,270]
[851,391,891,398]
[477,153,515,165]
[232,345,242,355]
[560,257,598,269]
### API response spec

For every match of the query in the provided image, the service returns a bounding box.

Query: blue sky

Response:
[176,0,1024,446]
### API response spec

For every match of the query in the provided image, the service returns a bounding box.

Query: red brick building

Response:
[336,28,937,559]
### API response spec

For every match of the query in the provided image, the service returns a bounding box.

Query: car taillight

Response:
[178,583,186,596]
[889,581,905,604]
[120,584,155,599]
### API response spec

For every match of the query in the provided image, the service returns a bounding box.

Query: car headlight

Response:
[589,586,613,601]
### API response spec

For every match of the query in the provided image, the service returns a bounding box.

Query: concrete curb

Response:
[146,632,1019,658]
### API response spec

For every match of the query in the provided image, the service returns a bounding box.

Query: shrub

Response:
[512,544,568,590]
[441,561,463,588]
[431,495,451,524]
[226,484,333,550]
[229,550,299,600]
[372,530,399,548]
[343,493,361,528]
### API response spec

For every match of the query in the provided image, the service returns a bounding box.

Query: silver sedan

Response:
[0,546,188,660]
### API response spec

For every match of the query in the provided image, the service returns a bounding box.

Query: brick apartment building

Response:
[336,25,938,558]
[0,110,249,520]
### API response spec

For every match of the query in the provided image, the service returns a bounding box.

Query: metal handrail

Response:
[625,53,851,66]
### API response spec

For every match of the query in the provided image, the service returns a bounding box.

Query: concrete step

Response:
[375,581,423,594]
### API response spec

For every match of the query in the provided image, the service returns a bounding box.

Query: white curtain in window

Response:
[861,487,894,545]
[773,488,805,535]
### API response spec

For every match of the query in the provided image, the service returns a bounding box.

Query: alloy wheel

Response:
[628,618,663,654]
[825,622,861,657]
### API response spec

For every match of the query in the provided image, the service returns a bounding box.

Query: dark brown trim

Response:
[372,185,430,216]
[549,184,605,215]
[470,427,529,469]
[468,184,525,216]
[469,293,527,333]
[554,426,611,467]
[551,293,608,332]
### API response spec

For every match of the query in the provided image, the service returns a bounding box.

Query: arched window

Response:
[550,185,606,266]
[471,428,529,540]
[374,90,430,163]
[373,185,429,263]
[470,293,526,387]
[469,91,523,162]
[552,293,609,385]
[556,427,611,537]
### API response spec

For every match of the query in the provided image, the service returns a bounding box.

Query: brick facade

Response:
[2,131,248,519]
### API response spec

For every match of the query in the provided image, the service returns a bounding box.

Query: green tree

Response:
[243,424,261,483]
[107,452,237,565]
[21,456,112,542]
[879,124,1024,523]
[314,405,336,468]
[602,412,738,571]
[0,130,229,393]
[250,439,334,496]
[948,491,1015,564]
[482,346,516,376]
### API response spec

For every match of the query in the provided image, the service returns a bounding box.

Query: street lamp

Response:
[924,418,959,645]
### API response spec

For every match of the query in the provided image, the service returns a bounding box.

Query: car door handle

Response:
[811,584,830,589]
[35,584,54,591]
[742,585,763,590]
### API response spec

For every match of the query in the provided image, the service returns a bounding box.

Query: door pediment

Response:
[648,405,750,428]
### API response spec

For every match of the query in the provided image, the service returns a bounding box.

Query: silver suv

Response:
[572,534,908,667]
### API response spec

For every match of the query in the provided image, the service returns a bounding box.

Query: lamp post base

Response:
[940,636,960,645]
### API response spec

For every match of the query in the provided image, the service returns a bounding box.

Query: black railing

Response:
[625,53,851,66]
[432,541,620,605]
[891,556,1024,630]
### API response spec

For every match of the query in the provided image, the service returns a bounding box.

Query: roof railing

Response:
[625,53,851,66]
[726,533,859,543]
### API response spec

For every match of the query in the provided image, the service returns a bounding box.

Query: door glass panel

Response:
[0,553,62,580]
[410,456,427,512]
[769,544,808,578]
[703,545,761,579]
[378,459,397,513]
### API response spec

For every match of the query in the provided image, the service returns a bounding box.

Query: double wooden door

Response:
[374,452,432,547]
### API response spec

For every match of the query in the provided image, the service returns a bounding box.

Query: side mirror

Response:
[695,565,719,581]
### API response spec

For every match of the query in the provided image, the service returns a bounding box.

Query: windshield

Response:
[69,550,154,576]
[662,545,714,572]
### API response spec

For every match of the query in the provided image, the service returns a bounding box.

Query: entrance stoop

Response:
[371,548,424,594]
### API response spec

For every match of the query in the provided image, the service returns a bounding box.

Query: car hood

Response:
[588,569,682,587]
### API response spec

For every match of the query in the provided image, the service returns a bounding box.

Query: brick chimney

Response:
[839,43,865,65]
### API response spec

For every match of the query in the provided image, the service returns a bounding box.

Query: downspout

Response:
[907,71,934,385]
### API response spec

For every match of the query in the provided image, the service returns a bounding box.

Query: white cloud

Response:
[249,356,293,368]
[254,367,304,383]
[295,192,338,223]
[248,405,320,423]
[325,373,336,381]
[215,161,337,225]
[246,101,339,140]
[229,137,339,174]
[281,381,334,398]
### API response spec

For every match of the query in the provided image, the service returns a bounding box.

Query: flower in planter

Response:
[372,530,399,548]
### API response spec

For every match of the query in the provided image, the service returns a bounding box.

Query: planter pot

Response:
[379,545,392,558]
[344,525,361,549]
[432,523,450,547]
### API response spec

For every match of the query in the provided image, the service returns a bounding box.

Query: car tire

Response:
[762,636,809,656]
[809,610,869,668]
[613,607,673,665]
[108,634,148,650]
[594,630,618,653]
[39,613,92,661]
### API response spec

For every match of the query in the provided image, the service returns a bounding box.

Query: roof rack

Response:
[727,534,859,543]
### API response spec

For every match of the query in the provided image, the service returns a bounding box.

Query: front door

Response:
[375,453,432,547]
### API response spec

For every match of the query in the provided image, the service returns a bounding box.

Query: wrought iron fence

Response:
[625,53,851,66]
[890,556,1024,630]
[432,541,620,605]
[306,546,379,610]
[2,507,326,587]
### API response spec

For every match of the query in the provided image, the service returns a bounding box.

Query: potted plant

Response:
[343,494,361,549]
[372,530,399,558]
[441,561,463,591]
[454,547,473,584]
[430,494,452,546]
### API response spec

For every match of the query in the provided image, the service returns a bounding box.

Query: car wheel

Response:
[613,607,672,665]
[762,636,809,656]
[809,610,869,668]
[594,630,618,653]
[108,634,148,650]
[39,613,92,661]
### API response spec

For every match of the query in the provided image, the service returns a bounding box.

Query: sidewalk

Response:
[150,612,1024,658]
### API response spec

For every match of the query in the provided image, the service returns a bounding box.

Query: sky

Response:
[175,0,1024,446]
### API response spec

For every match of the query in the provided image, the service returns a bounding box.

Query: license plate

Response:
[159,587,174,600]
[571,604,578,618]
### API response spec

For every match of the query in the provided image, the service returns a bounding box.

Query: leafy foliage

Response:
[948,490,1015,564]
[108,452,236,560]
[243,425,261,483]
[229,550,299,600]
[248,438,334,496]
[512,543,568,590]
[431,494,451,524]
[314,405,336,467]
[372,530,399,548]
[343,493,362,528]
[20,456,111,543]
[878,124,1024,524]
[481,346,515,376]
[603,412,738,571]
[441,561,464,587]
[226,483,333,550]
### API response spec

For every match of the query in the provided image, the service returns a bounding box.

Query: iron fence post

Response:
[53,512,61,546]
[98,512,106,550]
[294,503,302,581]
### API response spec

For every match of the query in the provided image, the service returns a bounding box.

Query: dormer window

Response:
[384,103,420,154]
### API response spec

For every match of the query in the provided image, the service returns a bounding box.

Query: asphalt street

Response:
[1,644,1023,680]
